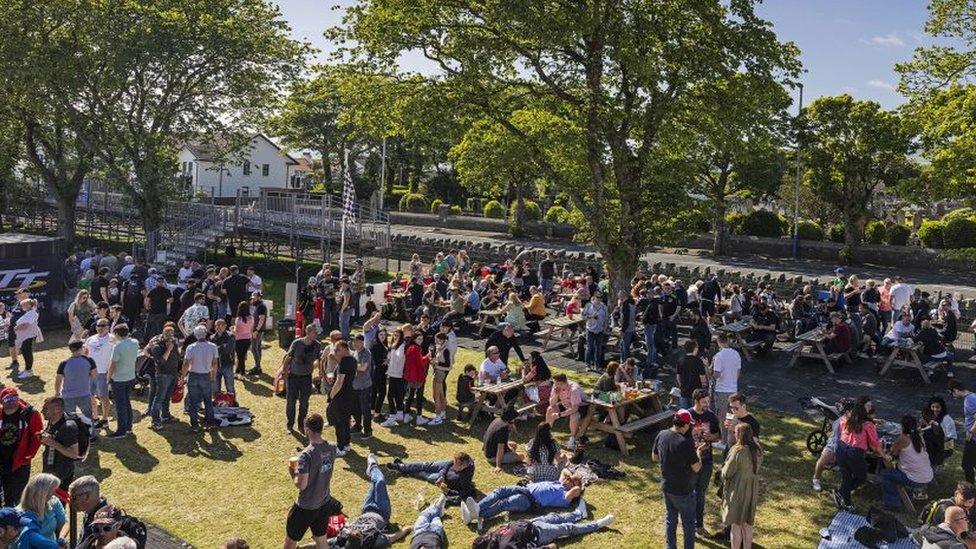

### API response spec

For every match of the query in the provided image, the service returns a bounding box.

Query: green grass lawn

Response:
[19,331,962,548]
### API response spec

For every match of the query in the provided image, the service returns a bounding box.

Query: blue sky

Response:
[275,0,933,109]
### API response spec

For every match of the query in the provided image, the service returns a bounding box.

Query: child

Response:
[456,364,477,421]
[429,332,452,425]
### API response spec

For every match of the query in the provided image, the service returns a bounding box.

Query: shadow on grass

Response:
[10,372,47,395]
[84,435,161,477]
[239,375,274,398]
[150,422,261,461]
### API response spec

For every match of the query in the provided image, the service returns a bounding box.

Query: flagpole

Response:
[339,147,348,275]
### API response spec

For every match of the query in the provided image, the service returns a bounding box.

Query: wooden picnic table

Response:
[716,320,756,360]
[542,315,585,351]
[879,340,929,384]
[469,378,529,424]
[578,390,672,456]
[786,328,836,374]
[478,309,505,336]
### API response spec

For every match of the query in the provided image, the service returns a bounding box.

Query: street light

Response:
[792,83,804,260]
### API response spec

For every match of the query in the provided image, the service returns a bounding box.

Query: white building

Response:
[178,133,303,198]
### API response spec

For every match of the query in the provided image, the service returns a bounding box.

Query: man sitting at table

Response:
[546,374,589,451]
[747,302,779,356]
[917,319,956,378]
[485,323,526,365]
[882,312,916,347]
[823,313,852,356]
[480,346,510,384]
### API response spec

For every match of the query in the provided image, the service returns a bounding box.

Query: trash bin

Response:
[278,318,296,349]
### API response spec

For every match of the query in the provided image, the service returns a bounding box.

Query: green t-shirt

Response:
[110,338,139,382]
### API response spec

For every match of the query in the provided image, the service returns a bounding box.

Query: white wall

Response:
[181,135,295,198]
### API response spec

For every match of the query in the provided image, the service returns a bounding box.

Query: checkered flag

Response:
[342,151,356,223]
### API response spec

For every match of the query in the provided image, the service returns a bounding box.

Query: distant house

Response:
[178,133,299,198]
[291,154,316,190]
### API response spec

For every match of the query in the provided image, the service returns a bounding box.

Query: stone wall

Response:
[389,211,576,239]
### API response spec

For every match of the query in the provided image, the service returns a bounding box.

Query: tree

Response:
[897,0,976,199]
[799,95,916,253]
[340,0,799,292]
[681,73,795,254]
[69,0,308,233]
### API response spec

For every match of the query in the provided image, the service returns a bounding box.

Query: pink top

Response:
[235,317,253,340]
[839,416,882,453]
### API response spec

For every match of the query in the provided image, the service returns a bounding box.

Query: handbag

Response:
[170,379,185,403]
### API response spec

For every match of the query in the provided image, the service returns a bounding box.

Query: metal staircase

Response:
[147,203,230,273]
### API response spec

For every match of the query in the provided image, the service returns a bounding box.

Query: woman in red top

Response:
[834,399,883,509]
[402,324,431,426]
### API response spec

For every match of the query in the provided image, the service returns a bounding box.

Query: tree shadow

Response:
[87,434,161,475]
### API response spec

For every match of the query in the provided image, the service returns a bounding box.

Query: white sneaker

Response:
[403,414,414,423]
[427,416,443,426]
[596,514,615,528]
[366,453,378,472]
[16,370,32,379]
[380,417,398,428]
[461,496,479,523]
[812,478,822,492]
[416,415,429,425]
[567,436,576,451]
[433,494,446,516]
[336,446,348,457]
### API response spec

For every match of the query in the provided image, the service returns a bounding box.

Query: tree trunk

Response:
[844,214,865,253]
[511,183,526,237]
[55,195,77,250]
[320,146,333,190]
[712,198,728,256]
[604,246,639,300]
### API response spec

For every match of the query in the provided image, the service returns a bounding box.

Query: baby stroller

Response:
[799,396,844,456]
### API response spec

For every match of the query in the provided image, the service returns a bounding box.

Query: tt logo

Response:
[0,268,50,291]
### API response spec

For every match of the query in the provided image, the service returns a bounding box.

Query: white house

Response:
[178,133,303,198]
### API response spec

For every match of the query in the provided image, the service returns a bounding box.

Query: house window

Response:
[243,162,251,176]
[262,164,270,176]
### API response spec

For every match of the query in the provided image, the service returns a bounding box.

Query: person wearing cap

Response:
[0,507,25,547]
[181,326,219,432]
[337,278,354,340]
[0,387,43,507]
[80,503,135,549]
[653,409,707,549]
[482,406,524,473]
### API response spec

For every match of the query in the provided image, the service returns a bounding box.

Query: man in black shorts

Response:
[285,413,341,549]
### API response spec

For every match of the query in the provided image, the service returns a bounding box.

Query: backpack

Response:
[117,514,148,549]
[472,520,537,549]
[65,413,93,460]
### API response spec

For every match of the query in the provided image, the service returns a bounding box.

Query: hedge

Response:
[544,205,570,224]
[509,200,542,221]
[483,200,505,219]
[429,198,443,214]
[864,220,885,244]
[726,210,787,238]
[449,205,462,216]
[944,216,976,249]
[398,193,428,213]
[827,224,845,244]
[942,207,976,223]
[885,223,911,246]
[796,220,824,241]
[917,220,946,249]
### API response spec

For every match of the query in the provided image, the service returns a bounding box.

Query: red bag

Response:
[327,513,346,537]
[213,391,236,407]
[170,379,185,403]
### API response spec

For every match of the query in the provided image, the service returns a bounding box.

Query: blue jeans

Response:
[397,460,451,484]
[585,331,604,369]
[660,320,678,355]
[62,396,93,424]
[362,464,392,522]
[111,379,135,434]
[620,330,635,361]
[151,374,175,425]
[187,372,214,427]
[880,468,921,509]
[212,364,235,394]
[531,505,600,545]
[412,501,445,543]
[541,278,554,294]
[664,491,696,549]
[643,324,658,370]
[694,460,713,527]
[478,486,533,519]
[339,309,354,340]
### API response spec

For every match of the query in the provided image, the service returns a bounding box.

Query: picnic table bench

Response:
[716,320,756,360]
[468,378,529,424]
[879,340,929,384]
[579,390,668,456]
[541,315,585,351]
[787,328,836,374]
[478,309,505,336]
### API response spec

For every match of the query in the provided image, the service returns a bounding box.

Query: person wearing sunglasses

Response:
[916,505,970,548]
[68,476,146,548]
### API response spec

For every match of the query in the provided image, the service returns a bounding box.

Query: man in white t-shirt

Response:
[177,259,194,290]
[889,276,913,316]
[181,326,219,431]
[84,320,115,428]
[712,333,741,443]
[480,346,509,383]
[246,266,263,294]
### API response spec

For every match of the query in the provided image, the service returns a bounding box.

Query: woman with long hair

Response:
[880,415,934,510]
[370,327,390,417]
[721,423,763,549]
[67,290,97,343]
[14,298,42,379]
[17,473,65,544]
[233,301,252,376]
[833,399,882,509]
[926,395,958,443]
[402,324,431,425]
[527,422,564,482]
[380,329,407,427]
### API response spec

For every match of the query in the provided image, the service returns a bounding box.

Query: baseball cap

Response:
[0,507,28,528]
[0,388,19,405]
[674,409,696,426]
[90,504,118,525]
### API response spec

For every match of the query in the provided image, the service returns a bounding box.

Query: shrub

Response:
[449,204,462,216]
[795,220,825,241]
[943,216,976,249]
[509,200,541,221]
[398,193,428,213]
[827,223,845,243]
[839,245,855,264]
[483,200,505,219]
[465,197,482,211]
[726,210,787,238]
[544,205,570,224]
[885,223,911,246]
[864,220,885,244]
[942,207,976,223]
[917,220,947,249]
[429,198,443,214]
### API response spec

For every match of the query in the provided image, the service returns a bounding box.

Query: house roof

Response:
[182,133,298,165]
[293,157,314,173]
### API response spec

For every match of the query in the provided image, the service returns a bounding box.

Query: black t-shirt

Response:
[457,375,475,404]
[539,259,555,279]
[738,414,761,440]
[654,428,697,496]
[223,274,250,311]
[0,408,22,472]
[335,356,358,404]
[90,276,109,302]
[861,287,880,305]
[483,418,510,459]
[689,409,720,462]
[252,301,268,332]
[752,309,779,332]
[122,278,143,308]
[146,286,171,315]
[676,355,705,398]
[43,416,79,487]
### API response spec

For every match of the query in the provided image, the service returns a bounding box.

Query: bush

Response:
[885,223,911,246]
[726,210,787,238]
[827,223,845,243]
[795,220,825,241]
[864,220,886,244]
[465,197,483,211]
[429,198,443,214]
[917,220,947,249]
[483,200,505,219]
[942,207,976,222]
[449,205,462,215]
[398,193,428,213]
[509,200,542,222]
[544,205,570,224]
[943,216,976,248]
[839,245,855,265]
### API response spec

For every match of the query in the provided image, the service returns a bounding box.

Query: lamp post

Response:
[792,83,804,260]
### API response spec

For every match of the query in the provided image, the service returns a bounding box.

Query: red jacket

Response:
[0,401,43,471]
[403,342,429,384]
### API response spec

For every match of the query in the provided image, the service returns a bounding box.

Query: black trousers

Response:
[836,443,867,505]
[387,377,406,414]
[406,385,425,416]
[371,371,388,414]
[20,338,34,371]
[285,374,312,430]
[1,465,30,507]
[328,400,353,449]
[963,439,976,484]
[352,388,372,433]
[235,339,250,373]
